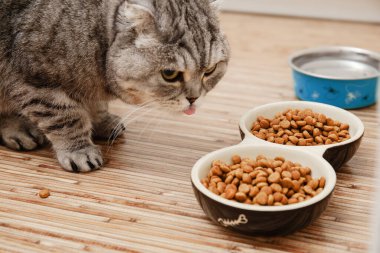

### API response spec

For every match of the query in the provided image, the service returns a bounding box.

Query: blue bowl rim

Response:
[289,46,380,81]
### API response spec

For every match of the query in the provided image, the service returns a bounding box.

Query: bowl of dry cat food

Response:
[191,145,335,235]
[191,100,363,235]
[239,101,364,170]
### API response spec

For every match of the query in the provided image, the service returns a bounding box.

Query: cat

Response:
[0,0,230,172]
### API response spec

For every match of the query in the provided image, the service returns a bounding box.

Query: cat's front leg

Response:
[90,102,126,140]
[20,92,103,172]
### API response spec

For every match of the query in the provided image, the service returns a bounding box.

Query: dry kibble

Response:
[225,184,237,199]
[39,189,50,198]
[303,185,313,195]
[249,186,260,197]
[232,155,241,164]
[208,185,219,195]
[235,192,247,202]
[268,172,281,183]
[232,178,240,185]
[220,164,231,173]
[319,176,326,188]
[281,171,292,179]
[242,173,252,184]
[256,176,268,183]
[242,165,254,173]
[270,183,282,193]
[255,192,268,205]
[251,109,350,146]
[281,178,293,188]
[280,120,291,129]
[203,155,326,206]
[256,182,269,188]
[238,184,250,194]
[291,170,301,180]
[261,186,273,195]
[225,175,234,184]
[217,182,226,194]
[268,194,274,206]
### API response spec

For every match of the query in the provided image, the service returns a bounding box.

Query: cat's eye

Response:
[161,69,181,82]
[204,64,218,76]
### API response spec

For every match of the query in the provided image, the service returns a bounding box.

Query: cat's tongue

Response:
[183,106,196,115]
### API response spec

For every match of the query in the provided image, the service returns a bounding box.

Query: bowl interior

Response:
[191,144,336,212]
[289,46,380,80]
[240,101,364,148]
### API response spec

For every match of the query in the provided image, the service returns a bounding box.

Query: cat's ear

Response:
[115,1,155,34]
[128,0,155,15]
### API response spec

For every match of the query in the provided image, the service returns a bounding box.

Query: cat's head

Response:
[107,0,229,115]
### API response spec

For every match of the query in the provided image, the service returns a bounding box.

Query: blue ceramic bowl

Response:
[289,46,380,109]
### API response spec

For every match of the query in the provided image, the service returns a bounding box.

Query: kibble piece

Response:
[281,171,292,179]
[211,166,223,176]
[319,176,326,188]
[39,189,50,198]
[225,184,237,199]
[249,186,260,197]
[235,192,247,202]
[225,175,234,184]
[303,185,313,195]
[255,176,268,183]
[280,120,291,129]
[261,186,273,195]
[267,194,274,206]
[308,179,319,190]
[289,136,299,145]
[291,180,301,191]
[272,192,282,202]
[255,192,268,205]
[232,155,241,165]
[270,183,282,193]
[220,164,231,173]
[288,198,298,204]
[217,182,226,194]
[238,184,250,194]
[242,164,254,173]
[259,119,270,129]
[244,198,252,204]
[291,170,301,180]
[268,172,281,183]
[281,178,293,188]
[208,185,219,195]
[256,182,269,188]
[281,196,288,205]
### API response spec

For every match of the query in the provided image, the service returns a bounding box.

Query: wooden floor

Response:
[1,12,380,253]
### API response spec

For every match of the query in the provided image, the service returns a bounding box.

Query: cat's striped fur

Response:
[0,0,230,172]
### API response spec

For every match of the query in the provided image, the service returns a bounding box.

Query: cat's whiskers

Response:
[136,108,164,140]
[106,100,157,152]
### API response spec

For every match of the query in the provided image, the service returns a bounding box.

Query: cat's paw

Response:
[92,113,126,140]
[57,145,103,173]
[0,115,46,151]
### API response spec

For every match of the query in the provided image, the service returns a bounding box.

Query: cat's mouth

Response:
[183,105,196,115]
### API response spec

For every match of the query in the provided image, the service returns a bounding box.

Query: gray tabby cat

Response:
[0,0,230,172]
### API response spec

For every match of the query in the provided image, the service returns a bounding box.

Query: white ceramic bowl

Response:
[239,101,364,170]
[191,144,336,235]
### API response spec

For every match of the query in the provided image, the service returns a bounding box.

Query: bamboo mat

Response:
[1,12,379,253]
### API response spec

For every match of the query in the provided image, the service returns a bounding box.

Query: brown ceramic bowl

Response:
[239,101,364,171]
[191,144,336,235]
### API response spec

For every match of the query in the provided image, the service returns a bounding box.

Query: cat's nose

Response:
[186,97,199,105]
